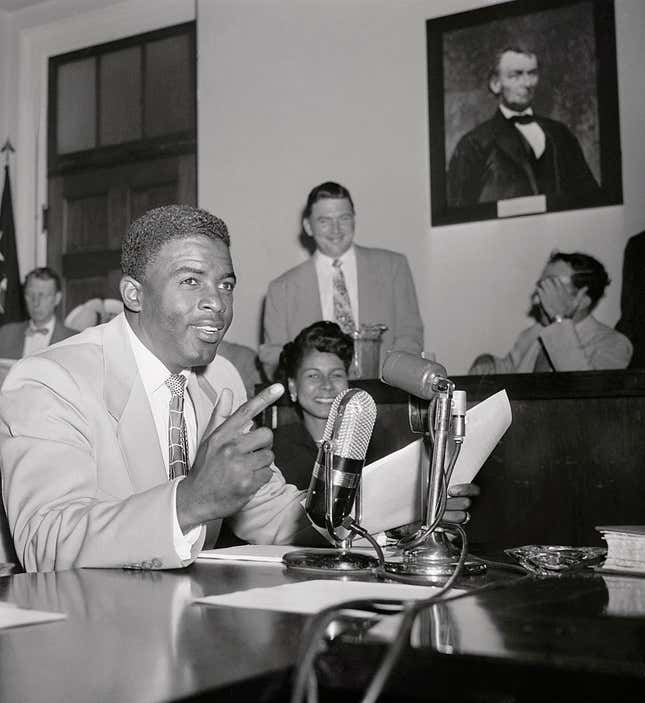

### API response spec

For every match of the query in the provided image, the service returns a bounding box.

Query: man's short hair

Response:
[24,266,62,292]
[488,45,538,82]
[121,204,230,282]
[548,251,610,310]
[303,182,354,219]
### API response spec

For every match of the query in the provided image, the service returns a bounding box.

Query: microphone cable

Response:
[289,522,531,703]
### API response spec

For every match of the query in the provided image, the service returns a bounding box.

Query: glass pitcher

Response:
[349,324,388,379]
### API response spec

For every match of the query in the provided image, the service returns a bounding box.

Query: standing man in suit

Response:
[260,181,424,378]
[0,266,76,358]
[447,46,600,207]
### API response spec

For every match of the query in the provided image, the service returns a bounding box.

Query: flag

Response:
[0,164,24,323]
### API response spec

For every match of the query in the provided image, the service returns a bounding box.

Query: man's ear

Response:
[489,75,501,96]
[302,218,313,238]
[120,275,143,312]
[54,291,62,308]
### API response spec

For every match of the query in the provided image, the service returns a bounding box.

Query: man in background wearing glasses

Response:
[469,251,632,374]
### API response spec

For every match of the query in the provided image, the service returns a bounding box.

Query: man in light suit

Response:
[260,181,424,378]
[0,266,77,359]
[469,251,632,374]
[447,46,600,207]
[0,206,323,572]
[0,205,475,572]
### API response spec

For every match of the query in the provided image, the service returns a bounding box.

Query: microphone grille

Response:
[333,389,377,460]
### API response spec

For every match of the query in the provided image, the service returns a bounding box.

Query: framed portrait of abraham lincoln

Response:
[427,0,622,226]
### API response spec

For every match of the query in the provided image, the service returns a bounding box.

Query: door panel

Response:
[48,154,196,315]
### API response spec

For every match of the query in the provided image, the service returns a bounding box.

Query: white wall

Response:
[0,11,9,151]
[4,0,196,279]
[198,0,645,374]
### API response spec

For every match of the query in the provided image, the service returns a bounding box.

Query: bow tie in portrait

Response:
[509,114,536,125]
[26,327,48,336]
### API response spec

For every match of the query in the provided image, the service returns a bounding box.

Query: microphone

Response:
[305,388,377,531]
[381,351,450,400]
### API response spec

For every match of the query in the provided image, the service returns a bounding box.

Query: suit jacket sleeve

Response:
[390,254,424,354]
[260,277,289,379]
[540,320,632,371]
[0,358,200,572]
[447,134,486,208]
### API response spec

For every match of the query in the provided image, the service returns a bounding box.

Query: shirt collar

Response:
[313,244,356,267]
[499,104,534,120]
[29,317,55,333]
[123,315,190,395]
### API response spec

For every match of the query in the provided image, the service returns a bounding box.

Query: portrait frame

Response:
[427,0,622,226]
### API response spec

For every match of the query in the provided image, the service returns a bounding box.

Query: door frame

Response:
[13,0,196,278]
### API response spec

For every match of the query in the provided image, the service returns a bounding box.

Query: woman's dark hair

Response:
[275,321,354,386]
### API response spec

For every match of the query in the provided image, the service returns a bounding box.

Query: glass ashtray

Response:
[505,545,607,576]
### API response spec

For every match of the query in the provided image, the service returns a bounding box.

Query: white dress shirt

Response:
[124,318,203,558]
[314,245,359,324]
[500,104,546,159]
[22,317,55,357]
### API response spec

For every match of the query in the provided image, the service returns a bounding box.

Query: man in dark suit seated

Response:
[0,266,77,359]
[447,45,600,207]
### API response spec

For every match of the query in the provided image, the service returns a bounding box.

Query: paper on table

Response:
[194,579,457,614]
[0,602,66,630]
[198,544,380,564]
[360,390,511,535]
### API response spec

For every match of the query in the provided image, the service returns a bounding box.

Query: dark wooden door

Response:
[47,154,196,315]
[47,22,196,317]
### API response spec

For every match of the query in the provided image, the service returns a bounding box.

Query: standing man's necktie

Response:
[165,373,189,479]
[332,259,355,334]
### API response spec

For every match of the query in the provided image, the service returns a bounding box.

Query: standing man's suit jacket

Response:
[0,318,77,359]
[261,244,424,376]
[447,110,600,207]
[0,314,307,572]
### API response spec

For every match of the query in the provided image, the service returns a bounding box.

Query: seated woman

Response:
[273,320,390,489]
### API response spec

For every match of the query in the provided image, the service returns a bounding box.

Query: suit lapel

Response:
[50,320,65,344]
[103,315,166,493]
[492,112,539,194]
[356,245,377,326]
[301,258,323,322]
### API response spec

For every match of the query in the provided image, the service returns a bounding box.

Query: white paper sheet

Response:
[0,602,66,629]
[194,579,456,614]
[360,390,511,534]
[197,544,379,564]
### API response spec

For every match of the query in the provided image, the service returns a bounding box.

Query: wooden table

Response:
[1,556,644,702]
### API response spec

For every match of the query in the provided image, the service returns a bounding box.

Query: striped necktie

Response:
[165,373,189,479]
[332,259,355,334]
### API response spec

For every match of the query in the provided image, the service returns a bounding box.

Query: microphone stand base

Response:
[383,553,486,582]
[283,548,378,576]
[383,532,486,582]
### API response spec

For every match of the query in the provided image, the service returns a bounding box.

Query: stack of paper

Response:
[0,602,66,629]
[360,390,511,534]
[596,526,645,576]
